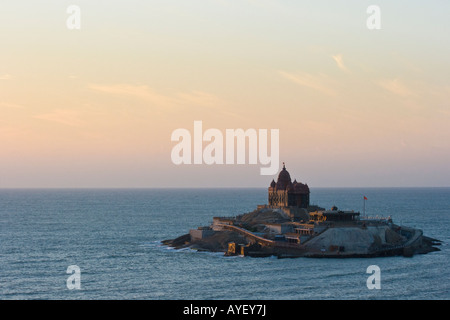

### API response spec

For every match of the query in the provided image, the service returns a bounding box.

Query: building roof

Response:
[277,163,292,188]
[269,163,310,194]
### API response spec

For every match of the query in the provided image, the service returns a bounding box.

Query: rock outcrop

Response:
[163,206,441,258]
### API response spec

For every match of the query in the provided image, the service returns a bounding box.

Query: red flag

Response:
[364,196,368,200]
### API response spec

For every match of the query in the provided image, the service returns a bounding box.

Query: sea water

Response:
[1,188,449,300]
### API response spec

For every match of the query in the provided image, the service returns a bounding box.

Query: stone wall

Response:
[189,227,216,242]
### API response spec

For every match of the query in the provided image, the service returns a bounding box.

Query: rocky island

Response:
[163,165,441,258]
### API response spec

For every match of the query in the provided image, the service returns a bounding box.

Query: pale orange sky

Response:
[1,1,449,187]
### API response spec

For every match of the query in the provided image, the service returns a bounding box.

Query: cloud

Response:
[34,109,85,127]
[88,84,178,108]
[0,74,12,80]
[331,54,349,72]
[88,83,240,116]
[176,91,221,107]
[0,102,25,109]
[377,78,415,97]
[89,84,223,107]
[279,70,337,96]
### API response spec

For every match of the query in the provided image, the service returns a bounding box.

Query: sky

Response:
[0,0,449,188]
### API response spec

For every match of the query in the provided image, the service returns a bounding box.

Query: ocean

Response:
[1,188,449,300]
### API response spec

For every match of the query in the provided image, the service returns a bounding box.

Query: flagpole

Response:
[363,197,365,217]
[363,196,367,218]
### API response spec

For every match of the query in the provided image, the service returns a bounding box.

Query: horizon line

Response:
[0,186,449,190]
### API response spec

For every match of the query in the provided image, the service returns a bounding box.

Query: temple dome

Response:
[276,163,291,189]
[268,163,311,208]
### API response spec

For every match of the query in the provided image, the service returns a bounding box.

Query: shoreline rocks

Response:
[163,207,441,258]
